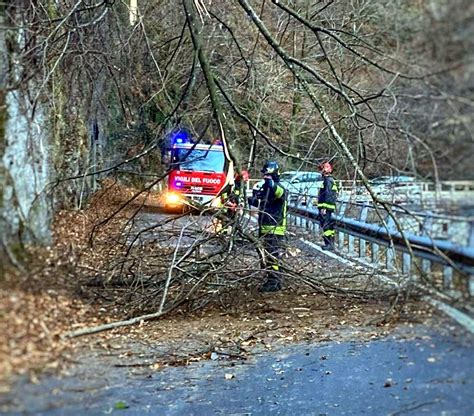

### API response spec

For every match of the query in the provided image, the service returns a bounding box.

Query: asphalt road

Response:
[2,210,472,415]
[2,324,473,415]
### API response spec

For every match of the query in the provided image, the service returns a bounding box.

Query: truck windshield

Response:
[172,148,225,172]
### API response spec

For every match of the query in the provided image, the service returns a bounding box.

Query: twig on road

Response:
[62,304,181,339]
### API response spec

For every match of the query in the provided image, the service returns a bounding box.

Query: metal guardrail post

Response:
[385,217,397,271]
[402,252,411,275]
[421,259,431,274]
[372,242,380,263]
[386,243,396,270]
[359,207,369,260]
[288,195,474,299]
[443,267,454,291]
[348,234,355,256]
[338,203,347,251]
[468,224,474,296]
[310,215,314,234]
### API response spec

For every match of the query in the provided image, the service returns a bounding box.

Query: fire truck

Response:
[162,132,234,210]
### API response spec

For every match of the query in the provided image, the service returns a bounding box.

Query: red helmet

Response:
[235,170,250,181]
[319,161,333,174]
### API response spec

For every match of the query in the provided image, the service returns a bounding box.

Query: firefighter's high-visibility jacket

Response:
[248,178,288,236]
[317,175,338,211]
[220,178,244,207]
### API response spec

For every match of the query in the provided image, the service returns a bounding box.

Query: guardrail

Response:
[247,179,474,209]
[338,180,474,208]
[287,198,474,299]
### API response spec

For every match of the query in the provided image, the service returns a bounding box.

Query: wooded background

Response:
[1,0,473,248]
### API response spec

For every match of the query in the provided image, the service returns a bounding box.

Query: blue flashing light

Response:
[171,130,190,144]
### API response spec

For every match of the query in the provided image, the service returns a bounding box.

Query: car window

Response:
[371,176,416,184]
[398,176,416,182]
[370,176,389,185]
[280,173,295,181]
[280,171,322,184]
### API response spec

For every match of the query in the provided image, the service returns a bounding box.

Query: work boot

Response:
[321,244,335,251]
[321,236,330,249]
[259,279,282,293]
[322,236,335,251]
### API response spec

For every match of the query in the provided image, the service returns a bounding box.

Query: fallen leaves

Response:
[0,181,142,385]
[0,180,438,392]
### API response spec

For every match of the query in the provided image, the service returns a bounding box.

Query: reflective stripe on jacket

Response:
[317,175,338,211]
[249,180,288,235]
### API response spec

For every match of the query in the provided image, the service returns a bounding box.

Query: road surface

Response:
[2,323,473,415]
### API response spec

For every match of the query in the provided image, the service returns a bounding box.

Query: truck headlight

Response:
[165,192,181,206]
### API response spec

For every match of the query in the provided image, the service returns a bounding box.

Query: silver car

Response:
[368,175,421,203]
[279,171,323,204]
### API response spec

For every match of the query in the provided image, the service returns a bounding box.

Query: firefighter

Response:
[230,169,249,209]
[248,161,288,292]
[218,170,249,233]
[317,161,339,251]
[221,170,249,218]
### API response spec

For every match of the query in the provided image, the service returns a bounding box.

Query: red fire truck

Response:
[162,134,234,210]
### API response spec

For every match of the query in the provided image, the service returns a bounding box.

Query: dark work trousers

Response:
[319,209,336,245]
[259,233,285,284]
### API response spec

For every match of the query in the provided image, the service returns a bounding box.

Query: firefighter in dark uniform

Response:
[317,161,339,250]
[248,161,288,292]
[220,170,249,223]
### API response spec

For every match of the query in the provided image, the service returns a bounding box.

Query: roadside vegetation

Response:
[1,0,472,388]
[0,180,435,391]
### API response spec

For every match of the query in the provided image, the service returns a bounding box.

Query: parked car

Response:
[279,171,323,204]
[368,175,422,203]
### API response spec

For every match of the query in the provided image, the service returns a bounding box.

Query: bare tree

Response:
[1,0,472,330]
